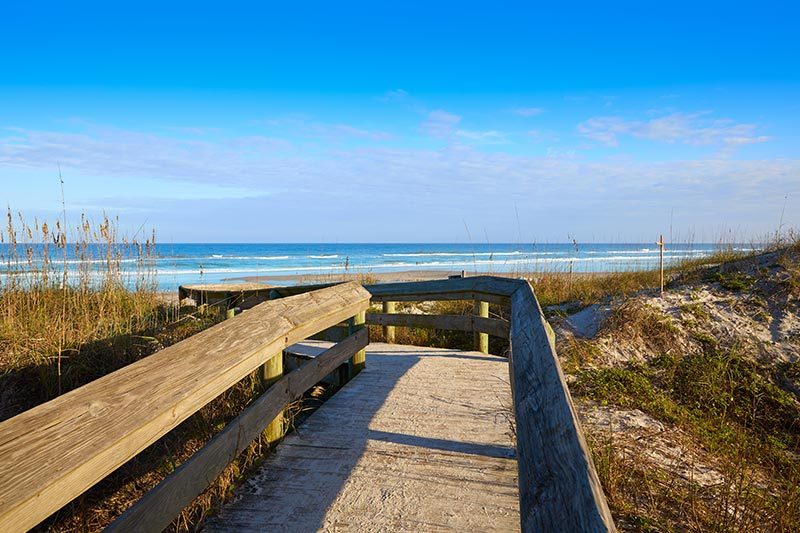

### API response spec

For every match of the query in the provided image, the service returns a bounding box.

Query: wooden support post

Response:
[474,300,489,354]
[382,301,396,343]
[657,234,665,295]
[348,310,367,377]
[261,352,284,445]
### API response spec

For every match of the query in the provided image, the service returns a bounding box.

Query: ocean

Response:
[0,243,752,291]
[0,242,746,290]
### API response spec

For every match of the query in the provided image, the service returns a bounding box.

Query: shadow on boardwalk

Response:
[205,343,519,532]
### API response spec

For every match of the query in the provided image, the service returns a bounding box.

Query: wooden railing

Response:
[0,283,371,533]
[0,276,615,532]
[271,276,616,531]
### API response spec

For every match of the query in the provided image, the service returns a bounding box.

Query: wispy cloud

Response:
[577,112,770,150]
[455,129,506,142]
[419,110,462,138]
[514,107,544,117]
[261,117,393,141]
[376,89,409,102]
[2,120,797,242]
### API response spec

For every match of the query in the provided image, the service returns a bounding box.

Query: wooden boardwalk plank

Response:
[205,343,519,532]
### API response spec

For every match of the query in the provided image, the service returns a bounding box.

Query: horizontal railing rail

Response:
[0,282,371,532]
[107,329,369,532]
[365,311,510,339]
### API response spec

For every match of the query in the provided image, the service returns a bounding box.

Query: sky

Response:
[1,1,799,243]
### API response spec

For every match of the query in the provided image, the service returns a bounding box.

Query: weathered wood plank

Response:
[0,283,371,532]
[365,312,510,339]
[366,276,522,299]
[107,330,369,533]
[179,283,273,308]
[268,277,520,305]
[204,343,519,533]
[368,290,510,306]
[509,282,615,532]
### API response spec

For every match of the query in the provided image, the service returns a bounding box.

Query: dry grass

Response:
[568,246,800,531]
[0,210,169,400]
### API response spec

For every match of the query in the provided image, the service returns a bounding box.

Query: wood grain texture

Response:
[0,282,371,532]
[509,282,615,532]
[366,276,521,299]
[474,300,490,354]
[268,277,520,305]
[366,312,510,339]
[204,343,519,533]
[107,330,369,533]
[382,301,396,343]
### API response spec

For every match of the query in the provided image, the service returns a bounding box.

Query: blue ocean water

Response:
[1,242,752,290]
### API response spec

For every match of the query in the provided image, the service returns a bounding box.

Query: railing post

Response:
[473,300,489,354]
[261,352,284,445]
[348,310,367,377]
[382,301,396,343]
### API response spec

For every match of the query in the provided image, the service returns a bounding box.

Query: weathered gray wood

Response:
[179,283,273,308]
[309,324,350,343]
[474,300,490,354]
[205,343,519,532]
[510,282,615,532]
[366,312,510,339]
[368,290,510,306]
[382,301,396,342]
[366,276,521,299]
[0,282,371,532]
[107,330,369,533]
[268,277,519,305]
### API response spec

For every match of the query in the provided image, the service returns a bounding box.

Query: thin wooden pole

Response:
[382,301,396,343]
[261,352,284,445]
[348,310,367,377]
[657,234,665,295]
[473,300,489,354]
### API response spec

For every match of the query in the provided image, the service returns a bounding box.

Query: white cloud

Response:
[577,112,770,150]
[419,110,462,138]
[260,117,392,141]
[514,107,544,117]
[2,124,798,240]
[377,89,409,102]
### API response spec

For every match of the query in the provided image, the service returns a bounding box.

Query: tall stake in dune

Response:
[657,234,665,295]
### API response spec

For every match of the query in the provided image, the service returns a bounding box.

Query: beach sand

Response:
[221,268,598,286]
[224,269,468,285]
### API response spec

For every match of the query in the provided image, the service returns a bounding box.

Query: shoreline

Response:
[222,268,614,286]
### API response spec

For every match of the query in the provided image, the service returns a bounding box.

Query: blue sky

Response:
[1,1,798,243]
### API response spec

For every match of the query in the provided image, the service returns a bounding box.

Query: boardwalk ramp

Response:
[206,342,519,532]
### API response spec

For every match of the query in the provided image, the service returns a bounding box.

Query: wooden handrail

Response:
[107,329,370,532]
[510,281,615,532]
[0,282,371,532]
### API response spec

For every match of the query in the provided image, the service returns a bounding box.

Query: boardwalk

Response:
[206,342,519,532]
